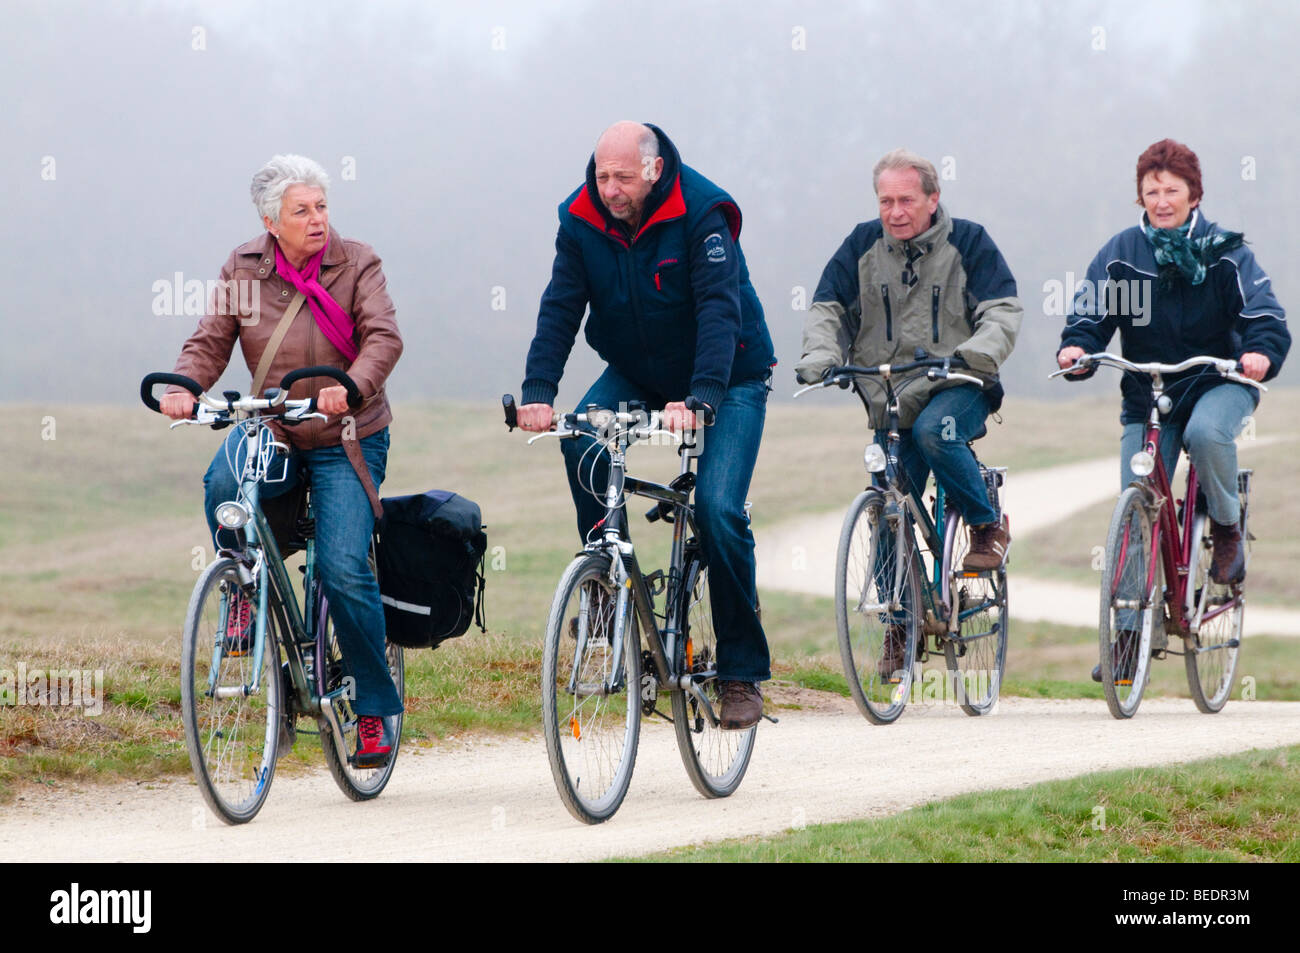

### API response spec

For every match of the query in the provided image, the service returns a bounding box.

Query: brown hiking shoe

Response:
[717,681,763,730]
[963,516,1010,571]
[1209,520,1245,585]
[878,624,908,682]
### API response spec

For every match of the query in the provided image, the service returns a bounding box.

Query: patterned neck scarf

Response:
[1142,210,1244,287]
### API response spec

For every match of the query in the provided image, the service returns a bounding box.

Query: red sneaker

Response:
[222,592,254,657]
[355,715,393,768]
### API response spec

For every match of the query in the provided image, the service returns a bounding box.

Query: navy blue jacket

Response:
[521,125,775,411]
[1059,210,1289,424]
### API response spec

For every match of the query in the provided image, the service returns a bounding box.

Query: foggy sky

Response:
[3,0,1295,410]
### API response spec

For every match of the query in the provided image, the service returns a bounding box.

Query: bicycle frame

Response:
[856,373,982,640]
[573,423,725,724]
[212,422,348,741]
[1124,385,1241,641]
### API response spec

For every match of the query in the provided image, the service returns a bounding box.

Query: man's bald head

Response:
[592,121,663,227]
[595,121,660,164]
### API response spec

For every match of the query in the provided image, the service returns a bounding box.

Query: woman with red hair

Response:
[1056,139,1289,683]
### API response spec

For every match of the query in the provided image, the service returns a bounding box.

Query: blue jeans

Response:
[1119,382,1254,525]
[874,385,998,526]
[203,427,403,717]
[560,366,771,682]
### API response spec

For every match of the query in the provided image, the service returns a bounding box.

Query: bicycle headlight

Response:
[863,444,887,473]
[214,501,251,530]
[1130,450,1156,477]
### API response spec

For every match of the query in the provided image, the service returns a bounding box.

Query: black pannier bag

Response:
[374,491,487,649]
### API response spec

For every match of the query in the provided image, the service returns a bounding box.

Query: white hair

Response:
[250,154,331,225]
[637,127,659,161]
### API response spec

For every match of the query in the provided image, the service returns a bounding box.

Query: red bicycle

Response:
[1052,353,1264,719]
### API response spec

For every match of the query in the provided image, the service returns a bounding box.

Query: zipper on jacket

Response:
[881,285,893,339]
[931,285,941,343]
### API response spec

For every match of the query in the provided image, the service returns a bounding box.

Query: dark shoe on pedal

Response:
[277,661,296,760]
[717,681,763,731]
[963,516,1010,572]
[1092,629,1139,685]
[222,593,253,657]
[1209,520,1245,585]
[568,587,611,642]
[355,714,393,768]
[878,624,908,682]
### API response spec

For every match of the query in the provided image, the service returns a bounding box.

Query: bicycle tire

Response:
[671,551,756,798]
[180,557,281,825]
[1184,509,1244,714]
[317,589,405,801]
[835,490,920,725]
[1098,486,1159,719]
[941,510,1008,716]
[541,552,641,824]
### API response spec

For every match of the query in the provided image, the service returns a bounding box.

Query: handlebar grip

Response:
[684,395,715,426]
[502,394,518,431]
[278,366,362,409]
[140,372,201,414]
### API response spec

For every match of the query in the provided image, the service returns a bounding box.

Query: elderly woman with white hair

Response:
[161,154,404,767]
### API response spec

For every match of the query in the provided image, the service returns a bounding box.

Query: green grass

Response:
[776,615,1300,702]
[621,745,1300,862]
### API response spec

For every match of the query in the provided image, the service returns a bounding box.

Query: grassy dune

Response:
[1,390,1297,797]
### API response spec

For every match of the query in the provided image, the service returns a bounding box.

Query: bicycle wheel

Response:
[1184,509,1244,714]
[541,552,641,824]
[1098,487,1160,719]
[180,558,281,825]
[672,552,756,798]
[317,590,405,800]
[941,511,1008,716]
[835,490,920,725]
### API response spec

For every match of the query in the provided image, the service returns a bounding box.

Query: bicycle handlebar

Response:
[279,366,363,409]
[1050,352,1266,392]
[793,354,974,398]
[140,366,362,423]
[140,372,202,414]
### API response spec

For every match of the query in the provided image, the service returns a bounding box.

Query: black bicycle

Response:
[505,396,760,824]
[795,353,1009,722]
[142,367,403,823]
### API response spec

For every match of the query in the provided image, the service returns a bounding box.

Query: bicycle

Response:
[1051,353,1263,719]
[503,395,761,824]
[795,352,1010,723]
[141,366,404,824]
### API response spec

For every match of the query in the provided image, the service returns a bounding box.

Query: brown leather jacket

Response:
[170,228,402,449]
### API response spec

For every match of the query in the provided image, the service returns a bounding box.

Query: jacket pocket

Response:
[881,285,893,340]
[931,285,941,343]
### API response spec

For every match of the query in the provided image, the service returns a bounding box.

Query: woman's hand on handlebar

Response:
[160,392,195,420]
[1057,346,1087,374]
[1239,352,1270,382]
[518,403,555,432]
[317,385,350,416]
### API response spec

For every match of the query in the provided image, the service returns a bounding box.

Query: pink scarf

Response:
[274,234,358,362]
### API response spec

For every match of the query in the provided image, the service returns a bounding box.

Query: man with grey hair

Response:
[796,148,1022,676]
[518,121,777,730]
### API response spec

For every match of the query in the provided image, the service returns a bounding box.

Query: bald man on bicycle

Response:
[517,121,776,731]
